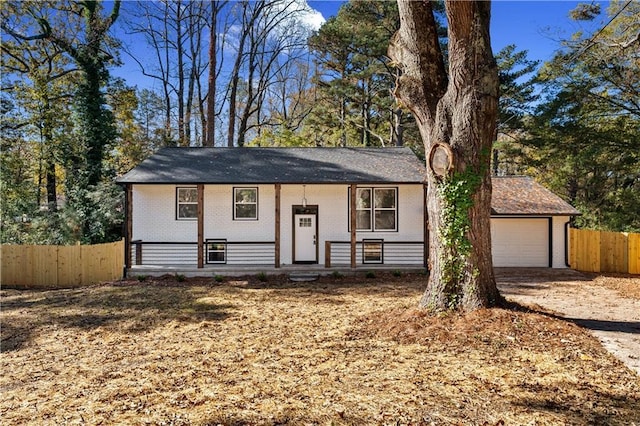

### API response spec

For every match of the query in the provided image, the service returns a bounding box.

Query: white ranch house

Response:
[117,147,579,276]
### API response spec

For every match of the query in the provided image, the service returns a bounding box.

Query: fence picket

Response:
[629,233,640,275]
[570,229,639,274]
[0,240,123,288]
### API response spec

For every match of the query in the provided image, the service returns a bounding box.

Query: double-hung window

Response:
[354,187,397,231]
[234,187,258,220]
[206,239,227,264]
[176,187,197,220]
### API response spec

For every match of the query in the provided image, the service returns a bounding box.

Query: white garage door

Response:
[491,218,549,267]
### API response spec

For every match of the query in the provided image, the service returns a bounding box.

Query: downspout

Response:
[548,217,553,268]
[564,220,571,268]
[122,183,131,279]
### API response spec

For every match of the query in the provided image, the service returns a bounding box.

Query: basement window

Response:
[362,239,383,264]
[206,239,227,264]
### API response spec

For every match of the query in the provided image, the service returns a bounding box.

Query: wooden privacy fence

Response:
[569,228,640,274]
[1,239,124,288]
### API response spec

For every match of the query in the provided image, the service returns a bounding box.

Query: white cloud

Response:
[297,1,325,31]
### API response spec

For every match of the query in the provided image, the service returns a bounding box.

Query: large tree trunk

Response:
[389,0,501,311]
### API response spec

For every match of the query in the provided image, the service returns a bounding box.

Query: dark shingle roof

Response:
[491,176,580,216]
[117,147,427,184]
[117,148,579,216]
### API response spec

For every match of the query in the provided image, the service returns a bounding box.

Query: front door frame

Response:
[292,205,319,264]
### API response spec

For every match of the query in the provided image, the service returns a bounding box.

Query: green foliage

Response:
[257,272,268,282]
[0,1,126,244]
[516,1,640,232]
[137,275,147,282]
[308,0,422,149]
[175,274,186,282]
[365,271,376,279]
[248,128,315,147]
[436,168,482,290]
[392,269,402,277]
[214,275,224,283]
[331,271,344,279]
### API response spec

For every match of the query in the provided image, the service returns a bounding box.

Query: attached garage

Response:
[490,177,580,268]
[491,218,550,267]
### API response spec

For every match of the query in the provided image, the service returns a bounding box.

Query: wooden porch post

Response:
[275,183,281,268]
[124,184,132,270]
[197,184,204,268]
[350,184,357,269]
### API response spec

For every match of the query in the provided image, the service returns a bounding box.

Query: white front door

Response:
[294,214,317,262]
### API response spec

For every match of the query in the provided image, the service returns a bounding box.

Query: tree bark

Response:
[204,1,220,146]
[389,0,501,311]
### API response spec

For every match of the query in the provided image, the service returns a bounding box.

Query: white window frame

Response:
[176,187,198,220]
[233,187,258,220]
[351,187,397,232]
[206,239,227,264]
[373,188,397,231]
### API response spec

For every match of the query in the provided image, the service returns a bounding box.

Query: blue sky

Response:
[308,0,604,62]
[112,1,606,89]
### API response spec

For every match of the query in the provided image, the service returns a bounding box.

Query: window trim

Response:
[205,239,227,264]
[233,187,259,220]
[349,186,398,232]
[176,187,198,221]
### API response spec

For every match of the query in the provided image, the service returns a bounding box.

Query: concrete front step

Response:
[288,272,320,282]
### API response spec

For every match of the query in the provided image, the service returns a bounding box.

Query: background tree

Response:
[309,0,405,148]
[1,0,123,244]
[389,0,501,311]
[521,1,640,231]
[492,44,539,176]
[124,0,213,146]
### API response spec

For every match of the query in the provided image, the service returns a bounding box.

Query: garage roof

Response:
[492,176,580,216]
[117,147,426,184]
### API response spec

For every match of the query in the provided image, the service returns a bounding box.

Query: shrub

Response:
[136,275,147,282]
[214,275,224,283]
[365,271,376,279]
[392,269,402,277]
[257,272,268,282]
[175,274,186,282]
[331,270,344,279]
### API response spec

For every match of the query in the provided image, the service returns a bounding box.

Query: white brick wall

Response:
[203,185,275,241]
[131,183,425,266]
[132,185,197,242]
[552,216,571,268]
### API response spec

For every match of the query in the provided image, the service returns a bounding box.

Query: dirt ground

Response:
[495,268,640,375]
[1,269,639,425]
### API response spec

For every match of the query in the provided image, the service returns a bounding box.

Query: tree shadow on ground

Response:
[0,284,234,352]
[510,381,640,424]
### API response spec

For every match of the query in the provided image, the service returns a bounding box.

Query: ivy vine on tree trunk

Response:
[389,0,502,312]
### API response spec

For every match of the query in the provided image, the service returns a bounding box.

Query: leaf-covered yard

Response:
[1,272,639,425]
